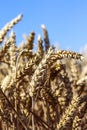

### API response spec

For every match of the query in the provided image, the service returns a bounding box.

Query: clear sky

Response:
[0,0,87,52]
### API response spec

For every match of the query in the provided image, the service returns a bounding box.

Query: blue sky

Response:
[0,0,87,52]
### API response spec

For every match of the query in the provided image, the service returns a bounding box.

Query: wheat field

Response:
[0,14,87,130]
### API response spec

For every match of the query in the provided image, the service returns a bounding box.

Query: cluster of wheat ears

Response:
[0,14,87,130]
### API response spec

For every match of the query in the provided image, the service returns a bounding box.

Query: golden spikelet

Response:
[24,32,35,50]
[0,14,23,43]
[29,47,54,97]
[41,24,50,52]
[57,95,80,130]
[37,35,44,57]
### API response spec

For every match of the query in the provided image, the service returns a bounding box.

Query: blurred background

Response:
[0,0,87,52]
